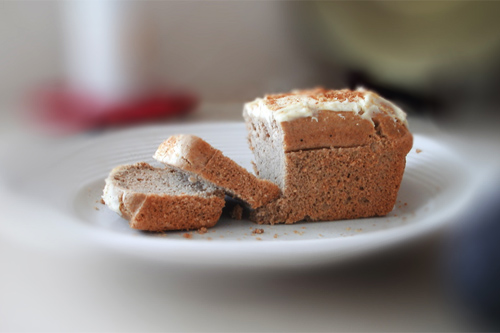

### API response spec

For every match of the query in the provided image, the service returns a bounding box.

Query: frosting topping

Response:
[244,87,408,126]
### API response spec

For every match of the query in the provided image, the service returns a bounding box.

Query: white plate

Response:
[3,122,480,267]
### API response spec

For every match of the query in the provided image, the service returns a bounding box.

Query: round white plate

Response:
[5,122,480,267]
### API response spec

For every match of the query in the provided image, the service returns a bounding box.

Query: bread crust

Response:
[281,111,375,151]
[154,135,281,209]
[126,193,224,231]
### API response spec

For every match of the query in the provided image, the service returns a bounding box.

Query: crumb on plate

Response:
[197,227,208,234]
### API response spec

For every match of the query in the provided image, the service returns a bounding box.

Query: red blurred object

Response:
[30,85,198,134]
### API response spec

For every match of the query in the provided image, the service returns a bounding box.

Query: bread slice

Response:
[243,87,413,224]
[102,162,225,231]
[153,134,280,209]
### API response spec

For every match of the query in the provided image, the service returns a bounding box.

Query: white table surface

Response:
[1,103,499,332]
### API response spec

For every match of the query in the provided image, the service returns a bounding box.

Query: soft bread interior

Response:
[107,162,219,197]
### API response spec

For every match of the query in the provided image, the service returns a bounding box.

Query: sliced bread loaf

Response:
[153,134,281,209]
[102,162,225,231]
[243,87,413,224]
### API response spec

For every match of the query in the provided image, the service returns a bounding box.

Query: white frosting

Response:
[166,139,184,165]
[153,137,190,166]
[102,181,123,216]
[244,87,408,126]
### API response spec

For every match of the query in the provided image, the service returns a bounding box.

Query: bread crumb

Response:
[207,237,212,241]
[231,204,243,220]
[94,207,99,211]
[256,237,262,241]
[197,227,208,234]
[355,228,363,232]
[273,234,278,238]
[182,233,192,239]
[416,149,422,154]
[345,227,351,231]
[318,234,324,237]
[252,228,264,234]
[293,230,304,235]
[301,226,306,229]
[100,198,105,205]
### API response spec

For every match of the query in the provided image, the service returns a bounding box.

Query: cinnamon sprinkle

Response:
[264,88,365,111]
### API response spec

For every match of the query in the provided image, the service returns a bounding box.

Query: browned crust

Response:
[280,110,410,152]
[281,111,375,151]
[155,135,281,208]
[125,192,225,232]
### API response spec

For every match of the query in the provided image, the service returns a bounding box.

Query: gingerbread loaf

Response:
[243,87,413,224]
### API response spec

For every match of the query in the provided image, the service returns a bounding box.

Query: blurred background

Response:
[2,1,500,127]
[1,1,500,332]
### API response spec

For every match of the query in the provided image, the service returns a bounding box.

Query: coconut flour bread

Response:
[102,87,412,231]
[102,162,225,231]
[154,134,281,209]
[243,87,413,224]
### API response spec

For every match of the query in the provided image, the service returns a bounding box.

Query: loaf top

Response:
[244,87,408,126]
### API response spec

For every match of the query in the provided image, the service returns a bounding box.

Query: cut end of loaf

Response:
[102,162,225,232]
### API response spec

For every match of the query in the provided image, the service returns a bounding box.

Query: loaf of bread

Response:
[102,162,225,231]
[243,87,413,224]
[154,134,281,209]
